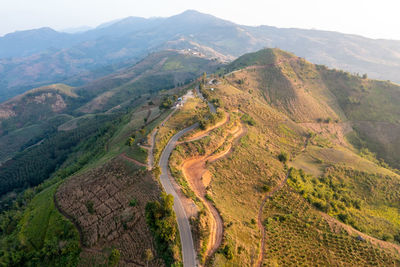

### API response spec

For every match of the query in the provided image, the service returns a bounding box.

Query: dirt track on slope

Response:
[320,212,400,256]
[256,171,290,267]
[181,123,246,261]
[121,153,147,168]
[184,113,229,142]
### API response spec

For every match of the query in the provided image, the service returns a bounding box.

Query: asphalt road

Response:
[158,122,199,267]
[157,87,216,267]
[195,85,216,113]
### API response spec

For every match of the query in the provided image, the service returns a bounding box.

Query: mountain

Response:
[0,27,79,58]
[226,48,400,169]
[2,10,400,103]
[1,47,400,266]
[61,26,93,34]
[168,48,400,265]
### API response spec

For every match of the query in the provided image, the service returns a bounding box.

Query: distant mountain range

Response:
[1,10,400,102]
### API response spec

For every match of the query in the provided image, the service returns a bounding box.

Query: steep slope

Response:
[2,10,400,101]
[226,49,345,122]
[226,48,400,168]
[77,50,221,113]
[157,48,400,265]
[318,67,400,168]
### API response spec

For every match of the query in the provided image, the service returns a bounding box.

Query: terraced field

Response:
[57,157,164,266]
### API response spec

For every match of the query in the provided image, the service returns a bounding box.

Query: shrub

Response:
[129,198,138,207]
[221,244,234,260]
[262,184,271,192]
[86,200,95,214]
[109,248,121,266]
[241,114,256,126]
[278,152,288,163]
[338,212,348,223]
[394,232,400,244]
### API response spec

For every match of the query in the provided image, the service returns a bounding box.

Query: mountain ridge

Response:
[2,10,400,102]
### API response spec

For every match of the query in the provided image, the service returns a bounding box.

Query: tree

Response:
[108,248,120,266]
[145,193,177,265]
[144,249,154,267]
[362,73,368,79]
[202,72,207,84]
[128,137,135,146]
[278,152,288,163]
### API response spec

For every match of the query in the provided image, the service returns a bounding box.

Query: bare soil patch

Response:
[181,123,245,260]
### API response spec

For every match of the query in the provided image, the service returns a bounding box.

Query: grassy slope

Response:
[319,68,400,168]
[169,48,400,265]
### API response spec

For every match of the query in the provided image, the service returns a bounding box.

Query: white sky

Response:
[1,0,400,40]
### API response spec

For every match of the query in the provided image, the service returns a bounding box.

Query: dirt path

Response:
[184,113,230,142]
[121,153,147,168]
[182,124,245,261]
[256,170,290,267]
[320,212,400,255]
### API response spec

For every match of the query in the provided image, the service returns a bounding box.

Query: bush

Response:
[109,249,121,266]
[241,114,256,126]
[394,232,400,244]
[278,152,288,163]
[338,212,348,223]
[86,200,95,214]
[129,198,138,207]
[221,244,234,260]
[262,184,271,192]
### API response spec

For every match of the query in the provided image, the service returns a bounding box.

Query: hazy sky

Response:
[1,0,400,40]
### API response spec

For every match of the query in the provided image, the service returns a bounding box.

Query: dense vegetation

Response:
[145,193,181,266]
[0,114,121,197]
[0,183,80,266]
[0,109,132,266]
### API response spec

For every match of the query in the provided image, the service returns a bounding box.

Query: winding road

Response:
[157,86,217,267]
[159,123,199,267]
[196,85,216,113]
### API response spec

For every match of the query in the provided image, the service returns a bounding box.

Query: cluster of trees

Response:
[0,205,81,266]
[159,95,177,109]
[199,111,224,130]
[0,114,122,198]
[241,113,256,126]
[145,193,178,266]
[287,168,362,226]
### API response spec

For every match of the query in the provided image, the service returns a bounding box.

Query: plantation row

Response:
[263,185,400,266]
[0,114,121,199]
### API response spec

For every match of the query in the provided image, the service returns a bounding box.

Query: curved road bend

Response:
[195,85,216,113]
[159,122,199,267]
